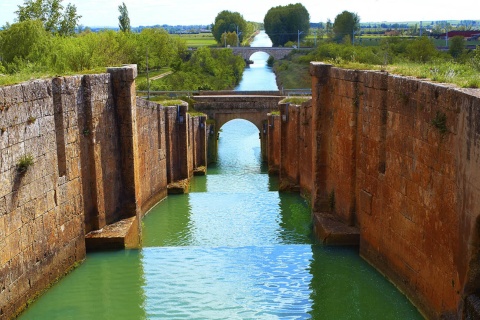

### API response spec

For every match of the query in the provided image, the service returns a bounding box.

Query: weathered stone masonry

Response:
[0,65,207,319]
[270,62,480,319]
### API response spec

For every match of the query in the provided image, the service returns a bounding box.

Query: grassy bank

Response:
[273,40,480,89]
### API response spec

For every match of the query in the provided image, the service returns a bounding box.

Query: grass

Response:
[171,33,217,47]
[280,97,311,105]
[148,98,184,106]
[273,60,311,89]
[0,66,108,86]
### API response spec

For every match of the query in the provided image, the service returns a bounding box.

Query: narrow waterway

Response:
[19,32,423,319]
[235,31,278,91]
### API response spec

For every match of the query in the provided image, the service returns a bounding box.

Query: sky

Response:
[0,0,479,28]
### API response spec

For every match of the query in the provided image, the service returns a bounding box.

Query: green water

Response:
[20,120,423,319]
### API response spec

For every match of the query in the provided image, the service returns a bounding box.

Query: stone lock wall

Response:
[0,65,208,319]
[307,62,480,319]
[266,114,281,175]
[0,77,88,318]
[275,101,313,197]
[136,99,168,214]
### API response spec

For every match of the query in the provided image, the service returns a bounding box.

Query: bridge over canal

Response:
[193,91,286,162]
[229,47,294,60]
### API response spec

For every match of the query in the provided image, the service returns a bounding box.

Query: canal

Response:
[19,32,423,319]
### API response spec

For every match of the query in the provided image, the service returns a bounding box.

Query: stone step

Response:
[313,212,360,246]
[85,216,140,251]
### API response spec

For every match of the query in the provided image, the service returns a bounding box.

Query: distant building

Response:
[436,30,480,40]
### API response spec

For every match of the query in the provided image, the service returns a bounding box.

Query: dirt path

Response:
[150,71,173,81]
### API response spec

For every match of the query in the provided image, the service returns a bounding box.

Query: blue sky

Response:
[1,0,478,27]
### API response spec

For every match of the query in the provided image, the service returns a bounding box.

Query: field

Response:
[171,33,217,47]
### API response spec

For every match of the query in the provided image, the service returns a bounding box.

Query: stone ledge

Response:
[193,166,206,176]
[313,212,360,246]
[167,179,190,194]
[85,216,140,251]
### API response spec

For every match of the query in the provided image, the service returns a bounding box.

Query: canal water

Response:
[19,32,423,319]
[235,31,278,91]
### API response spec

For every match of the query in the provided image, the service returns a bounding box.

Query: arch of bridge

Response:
[230,47,293,60]
[192,95,283,132]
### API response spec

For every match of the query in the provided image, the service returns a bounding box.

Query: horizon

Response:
[1,0,479,29]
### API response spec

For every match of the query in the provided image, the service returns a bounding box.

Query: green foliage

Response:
[212,11,247,45]
[267,56,274,67]
[17,154,34,173]
[296,42,383,66]
[449,36,465,59]
[15,0,81,35]
[58,3,81,36]
[264,3,310,47]
[431,111,448,135]
[280,97,310,105]
[332,11,360,44]
[472,47,480,71]
[0,24,186,77]
[118,2,131,33]
[328,190,336,212]
[152,47,245,91]
[405,37,438,63]
[220,31,239,47]
[0,20,51,72]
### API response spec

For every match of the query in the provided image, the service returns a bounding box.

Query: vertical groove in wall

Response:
[82,75,101,231]
[52,78,67,177]
[379,85,388,174]
[157,104,162,150]
[350,72,360,225]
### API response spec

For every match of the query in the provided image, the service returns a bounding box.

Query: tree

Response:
[264,3,310,47]
[449,36,465,59]
[15,0,81,35]
[118,2,130,33]
[332,10,360,44]
[212,11,247,45]
[0,20,51,68]
[58,3,80,36]
[405,37,437,63]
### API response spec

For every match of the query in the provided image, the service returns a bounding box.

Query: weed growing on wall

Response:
[27,116,36,124]
[16,154,34,173]
[329,190,336,212]
[431,111,448,135]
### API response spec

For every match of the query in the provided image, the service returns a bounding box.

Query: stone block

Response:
[85,216,139,250]
[313,212,360,245]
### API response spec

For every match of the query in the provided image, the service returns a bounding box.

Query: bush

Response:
[405,37,438,63]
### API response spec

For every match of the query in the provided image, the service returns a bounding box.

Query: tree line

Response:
[0,0,246,90]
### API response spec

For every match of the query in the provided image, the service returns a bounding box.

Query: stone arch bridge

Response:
[193,91,284,162]
[229,47,294,60]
